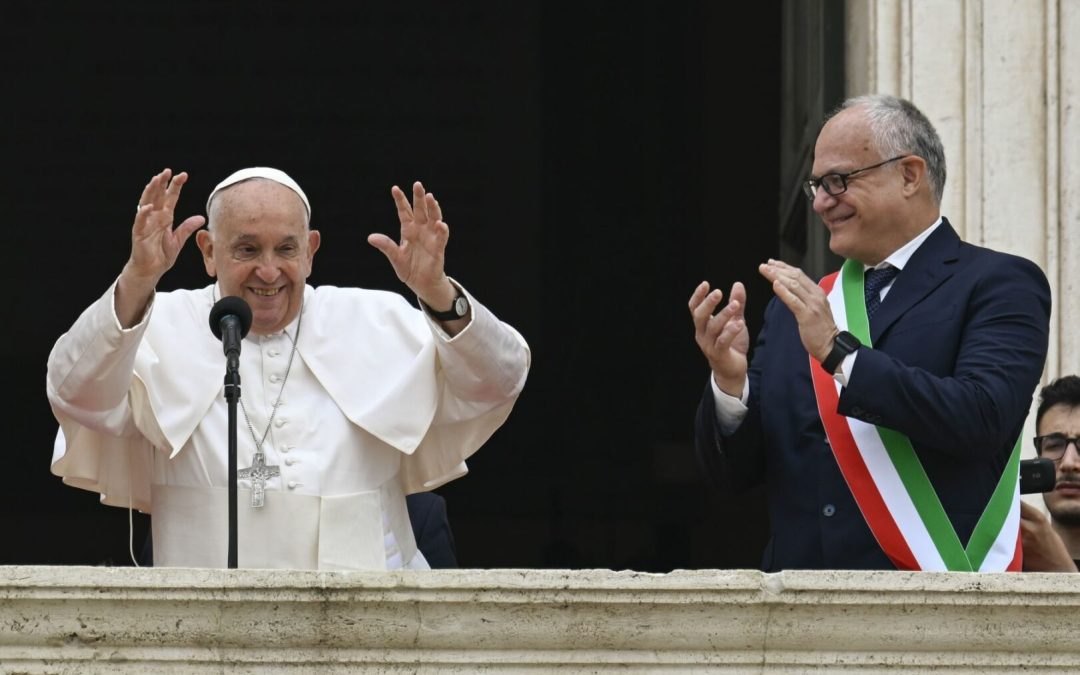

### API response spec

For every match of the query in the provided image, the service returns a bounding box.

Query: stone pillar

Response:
[845,0,1080,432]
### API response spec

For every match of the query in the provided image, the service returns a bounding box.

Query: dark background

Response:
[4,1,781,570]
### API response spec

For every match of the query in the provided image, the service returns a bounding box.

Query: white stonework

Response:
[1,565,1079,673]
[845,0,1080,457]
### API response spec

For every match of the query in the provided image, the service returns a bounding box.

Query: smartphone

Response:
[1020,458,1056,494]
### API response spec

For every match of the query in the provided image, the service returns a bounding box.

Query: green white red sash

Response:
[811,259,1022,571]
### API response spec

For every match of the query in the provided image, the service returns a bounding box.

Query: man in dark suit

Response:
[405,491,459,568]
[689,94,1050,571]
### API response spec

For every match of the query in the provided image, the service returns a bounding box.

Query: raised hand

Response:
[1019,500,1079,572]
[367,181,456,311]
[116,169,205,326]
[689,281,750,398]
[126,169,205,283]
[758,259,837,363]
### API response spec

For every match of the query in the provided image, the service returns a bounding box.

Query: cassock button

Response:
[268,349,280,358]
[275,418,287,428]
[287,481,300,490]
[822,504,836,517]
[285,457,296,466]
[269,374,281,383]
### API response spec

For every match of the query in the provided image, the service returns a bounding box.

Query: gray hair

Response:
[829,94,947,204]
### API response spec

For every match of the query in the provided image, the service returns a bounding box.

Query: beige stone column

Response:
[1063,0,1080,377]
[845,0,1080,441]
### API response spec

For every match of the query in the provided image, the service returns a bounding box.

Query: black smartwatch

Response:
[421,289,470,322]
[821,330,861,374]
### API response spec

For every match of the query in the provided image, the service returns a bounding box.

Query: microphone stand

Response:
[224,352,241,569]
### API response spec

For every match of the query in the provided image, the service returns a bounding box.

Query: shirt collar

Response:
[865,216,943,272]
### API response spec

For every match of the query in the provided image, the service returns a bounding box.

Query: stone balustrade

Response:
[1,565,1077,673]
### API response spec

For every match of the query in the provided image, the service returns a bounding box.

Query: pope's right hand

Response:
[689,281,750,398]
[115,169,205,327]
[123,168,205,285]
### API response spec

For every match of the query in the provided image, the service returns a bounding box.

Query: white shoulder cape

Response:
[50,283,528,512]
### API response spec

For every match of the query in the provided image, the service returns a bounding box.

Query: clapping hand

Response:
[689,281,750,398]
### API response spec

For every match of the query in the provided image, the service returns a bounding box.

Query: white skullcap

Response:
[206,167,311,219]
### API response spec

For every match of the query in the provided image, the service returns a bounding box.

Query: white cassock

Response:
[46,279,530,570]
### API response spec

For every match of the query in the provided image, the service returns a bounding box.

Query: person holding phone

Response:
[1021,376,1080,572]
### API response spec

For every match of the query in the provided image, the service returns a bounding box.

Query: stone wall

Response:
[845,0,1080,442]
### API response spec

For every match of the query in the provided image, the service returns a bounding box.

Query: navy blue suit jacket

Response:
[695,221,1050,570]
[407,491,458,569]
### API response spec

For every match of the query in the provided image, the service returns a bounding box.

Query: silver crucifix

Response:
[238,452,280,508]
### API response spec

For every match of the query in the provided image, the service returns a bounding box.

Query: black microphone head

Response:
[209,296,253,340]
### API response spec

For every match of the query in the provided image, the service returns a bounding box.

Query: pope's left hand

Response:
[759,259,838,363]
[368,181,457,310]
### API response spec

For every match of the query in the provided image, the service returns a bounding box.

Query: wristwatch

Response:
[821,330,861,374]
[421,288,470,322]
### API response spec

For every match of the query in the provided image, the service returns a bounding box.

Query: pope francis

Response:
[46,167,530,570]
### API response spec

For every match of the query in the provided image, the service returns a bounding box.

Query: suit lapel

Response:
[870,219,962,344]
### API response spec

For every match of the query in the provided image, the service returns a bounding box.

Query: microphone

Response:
[209,296,253,369]
[209,297,252,570]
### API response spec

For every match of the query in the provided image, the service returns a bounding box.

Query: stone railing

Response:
[1,566,1077,673]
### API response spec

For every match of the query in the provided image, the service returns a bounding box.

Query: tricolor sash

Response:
[811,259,1022,571]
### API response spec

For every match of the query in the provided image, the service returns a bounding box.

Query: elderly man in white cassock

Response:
[47,167,530,570]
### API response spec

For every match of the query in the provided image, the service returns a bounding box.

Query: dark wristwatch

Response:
[821,330,861,374]
[421,288,470,322]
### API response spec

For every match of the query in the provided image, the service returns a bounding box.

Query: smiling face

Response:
[1038,404,1080,527]
[196,179,320,335]
[810,106,916,266]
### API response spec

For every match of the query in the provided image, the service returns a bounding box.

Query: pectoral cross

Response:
[238,452,280,508]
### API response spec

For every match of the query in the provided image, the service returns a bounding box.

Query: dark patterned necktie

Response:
[864,265,899,319]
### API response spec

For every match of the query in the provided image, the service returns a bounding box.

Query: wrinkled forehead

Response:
[208,179,310,234]
[206,167,311,219]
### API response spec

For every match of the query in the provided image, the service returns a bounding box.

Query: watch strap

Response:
[821,331,860,374]
[420,288,468,321]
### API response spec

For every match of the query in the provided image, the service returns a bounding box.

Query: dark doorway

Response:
[5,1,781,571]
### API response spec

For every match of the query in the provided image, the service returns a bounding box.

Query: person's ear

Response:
[303,230,321,277]
[899,156,927,198]
[195,230,217,277]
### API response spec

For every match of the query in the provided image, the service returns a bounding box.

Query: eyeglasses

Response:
[1033,434,1080,462]
[802,155,911,201]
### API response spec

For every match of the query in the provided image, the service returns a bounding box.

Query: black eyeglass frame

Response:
[802,155,912,201]
[1033,433,1080,462]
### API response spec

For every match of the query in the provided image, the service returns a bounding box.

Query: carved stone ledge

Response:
[1,566,1077,673]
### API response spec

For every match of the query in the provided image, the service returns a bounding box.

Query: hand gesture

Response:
[1019,500,1079,572]
[367,181,456,309]
[758,259,837,363]
[126,168,205,284]
[689,281,750,398]
[115,169,205,327]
